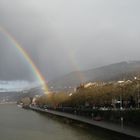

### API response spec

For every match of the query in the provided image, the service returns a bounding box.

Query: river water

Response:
[0,104,129,140]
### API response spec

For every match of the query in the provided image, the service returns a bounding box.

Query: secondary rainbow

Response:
[0,27,48,94]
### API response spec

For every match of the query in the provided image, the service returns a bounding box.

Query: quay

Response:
[30,106,140,139]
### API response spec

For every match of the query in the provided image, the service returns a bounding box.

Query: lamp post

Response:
[120,94,123,110]
[120,84,123,110]
[121,117,124,129]
[137,83,140,108]
[120,88,124,128]
[119,82,124,128]
[134,77,140,108]
[120,86,124,129]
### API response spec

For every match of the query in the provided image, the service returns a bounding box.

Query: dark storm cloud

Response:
[0,34,36,81]
[0,0,140,81]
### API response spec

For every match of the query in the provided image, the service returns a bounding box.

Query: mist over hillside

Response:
[0,81,45,102]
[0,85,45,103]
[48,61,140,91]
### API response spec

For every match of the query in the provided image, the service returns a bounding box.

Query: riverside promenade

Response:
[30,106,140,139]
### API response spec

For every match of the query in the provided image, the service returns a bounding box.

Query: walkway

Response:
[30,106,140,139]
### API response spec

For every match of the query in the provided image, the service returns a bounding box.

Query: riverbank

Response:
[30,106,140,139]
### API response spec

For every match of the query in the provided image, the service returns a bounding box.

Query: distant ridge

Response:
[48,61,140,91]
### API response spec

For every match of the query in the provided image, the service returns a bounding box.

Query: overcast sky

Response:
[0,0,140,81]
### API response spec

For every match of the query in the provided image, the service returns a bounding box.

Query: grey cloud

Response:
[0,0,140,81]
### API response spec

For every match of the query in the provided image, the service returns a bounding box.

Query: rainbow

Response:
[0,27,49,94]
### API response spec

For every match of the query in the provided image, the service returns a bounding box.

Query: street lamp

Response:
[134,77,140,108]
[137,82,140,108]
[120,83,124,110]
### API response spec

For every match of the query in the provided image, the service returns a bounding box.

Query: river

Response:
[0,104,131,140]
